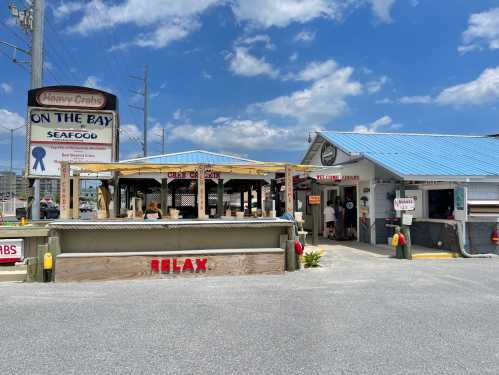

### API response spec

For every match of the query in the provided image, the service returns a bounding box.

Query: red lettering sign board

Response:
[0,239,23,263]
[151,257,208,274]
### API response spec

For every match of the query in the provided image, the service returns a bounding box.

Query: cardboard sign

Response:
[308,195,321,205]
[394,197,415,211]
[0,239,23,263]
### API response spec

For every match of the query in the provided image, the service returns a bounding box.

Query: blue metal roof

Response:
[318,132,499,177]
[121,150,259,165]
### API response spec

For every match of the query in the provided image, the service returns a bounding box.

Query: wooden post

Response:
[311,180,320,245]
[72,172,80,219]
[59,162,71,220]
[197,165,206,219]
[256,182,262,209]
[217,179,224,218]
[285,165,294,215]
[161,178,168,215]
[248,184,253,216]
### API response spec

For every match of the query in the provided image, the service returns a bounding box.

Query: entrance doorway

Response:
[342,186,357,240]
[321,186,339,236]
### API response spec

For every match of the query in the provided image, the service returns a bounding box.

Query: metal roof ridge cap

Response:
[317,131,488,138]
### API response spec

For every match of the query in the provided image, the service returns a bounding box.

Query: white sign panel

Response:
[29,143,112,177]
[37,89,106,109]
[394,197,415,211]
[29,108,114,145]
[0,239,23,263]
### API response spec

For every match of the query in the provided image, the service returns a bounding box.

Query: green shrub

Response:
[303,251,322,268]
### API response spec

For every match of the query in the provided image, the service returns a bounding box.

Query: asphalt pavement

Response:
[2,244,499,374]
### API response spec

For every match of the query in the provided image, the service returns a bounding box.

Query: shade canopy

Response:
[70,162,317,176]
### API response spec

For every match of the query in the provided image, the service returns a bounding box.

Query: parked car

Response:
[79,202,93,212]
[40,202,60,219]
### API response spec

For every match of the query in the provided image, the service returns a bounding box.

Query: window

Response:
[428,189,454,219]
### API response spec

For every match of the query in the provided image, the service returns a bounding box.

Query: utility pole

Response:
[6,0,44,220]
[161,127,166,154]
[129,65,149,157]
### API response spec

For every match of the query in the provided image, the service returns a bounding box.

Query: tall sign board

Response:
[26,86,119,178]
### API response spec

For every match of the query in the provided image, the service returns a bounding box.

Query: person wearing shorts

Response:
[324,200,336,239]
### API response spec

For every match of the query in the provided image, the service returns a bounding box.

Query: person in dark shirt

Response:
[144,202,162,220]
[344,195,357,240]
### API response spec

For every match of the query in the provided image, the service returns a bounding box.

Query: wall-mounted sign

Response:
[0,239,23,263]
[36,88,106,109]
[308,195,321,205]
[316,175,359,182]
[151,258,207,273]
[394,197,415,211]
[321,143,337,166]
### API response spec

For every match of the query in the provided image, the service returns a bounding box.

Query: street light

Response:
[0,123,25,171]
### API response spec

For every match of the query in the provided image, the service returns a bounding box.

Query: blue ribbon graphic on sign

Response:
[32,146,46,171]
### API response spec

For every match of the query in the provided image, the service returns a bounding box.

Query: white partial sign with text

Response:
[394,197,415,211]
[29,143,112,177]
[0,239,23,263]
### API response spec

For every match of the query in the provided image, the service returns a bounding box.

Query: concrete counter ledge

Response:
[50,218,292,281]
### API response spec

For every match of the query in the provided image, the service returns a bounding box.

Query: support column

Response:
[217,179,224,218]
[72,172,80,220]
[59,162,71,220]
[240,189,245,213]
[197,165,206,219]
[111,173,120,219]
[285,165,294,215]
[256,182,262,210]
[311,180,320,245]
[248,184,253,216]
[161,178,168,215]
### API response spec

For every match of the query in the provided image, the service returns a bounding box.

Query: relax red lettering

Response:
[150,257,208,273]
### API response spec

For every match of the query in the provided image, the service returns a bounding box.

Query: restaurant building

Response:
[298,131,499,255]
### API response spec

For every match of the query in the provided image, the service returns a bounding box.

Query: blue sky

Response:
[1,0,499,170]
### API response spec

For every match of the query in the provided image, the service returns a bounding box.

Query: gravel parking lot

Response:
[2,244,499,375]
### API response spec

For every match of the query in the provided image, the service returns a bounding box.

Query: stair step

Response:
[0,270,26,282]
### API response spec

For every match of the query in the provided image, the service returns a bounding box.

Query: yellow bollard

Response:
[43,253,53,282]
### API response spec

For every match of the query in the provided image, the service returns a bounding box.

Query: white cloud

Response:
[119,123,142,142]
[83,76,113,93]
[237,34,275,49]
[53,1,84,19]
[376,95,431,104]
[66,0,221,49]
[398,95,431,104]
[170,118,305,150]
[294,30,316,42]
[460,7,499,54]
[255,61,362,123]
[353,115,399,133]
[43,61,54,71]
[435,66,499,106]
[173,108,190,121]
[0,109,25,133]
[289,59,338,81]
[370,0,396,23]
[231,0,345,28]
[1,83,13,94]
[366,75,388,93]
[289,52,299,62]
[202,70,212,79]
[228,47,279,78]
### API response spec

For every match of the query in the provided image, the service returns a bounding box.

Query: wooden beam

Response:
[285,165,294,214]
[197,165,206,219]
[72,172,80,220]
[59,162,71,219]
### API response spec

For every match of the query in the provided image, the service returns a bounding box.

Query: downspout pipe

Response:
[456,221,497,258]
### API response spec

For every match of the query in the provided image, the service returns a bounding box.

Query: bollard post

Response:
[36,244,48,282]
[286,240,296,271]
[48,236,61,282]
[402,227,412,260]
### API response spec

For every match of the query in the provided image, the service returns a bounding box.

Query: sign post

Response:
[397,186,412,260]
[285,165,294,214]
[197,165,206,219]
[59,162,71,219]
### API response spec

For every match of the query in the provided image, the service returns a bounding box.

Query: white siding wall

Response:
[467,183,499,200]
[375,183,395,218]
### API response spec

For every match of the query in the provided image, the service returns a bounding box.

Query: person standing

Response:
[344,195,357,240]
[324,200,336,240]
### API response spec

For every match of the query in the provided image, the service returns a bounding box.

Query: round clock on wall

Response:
[320,143,337,166]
